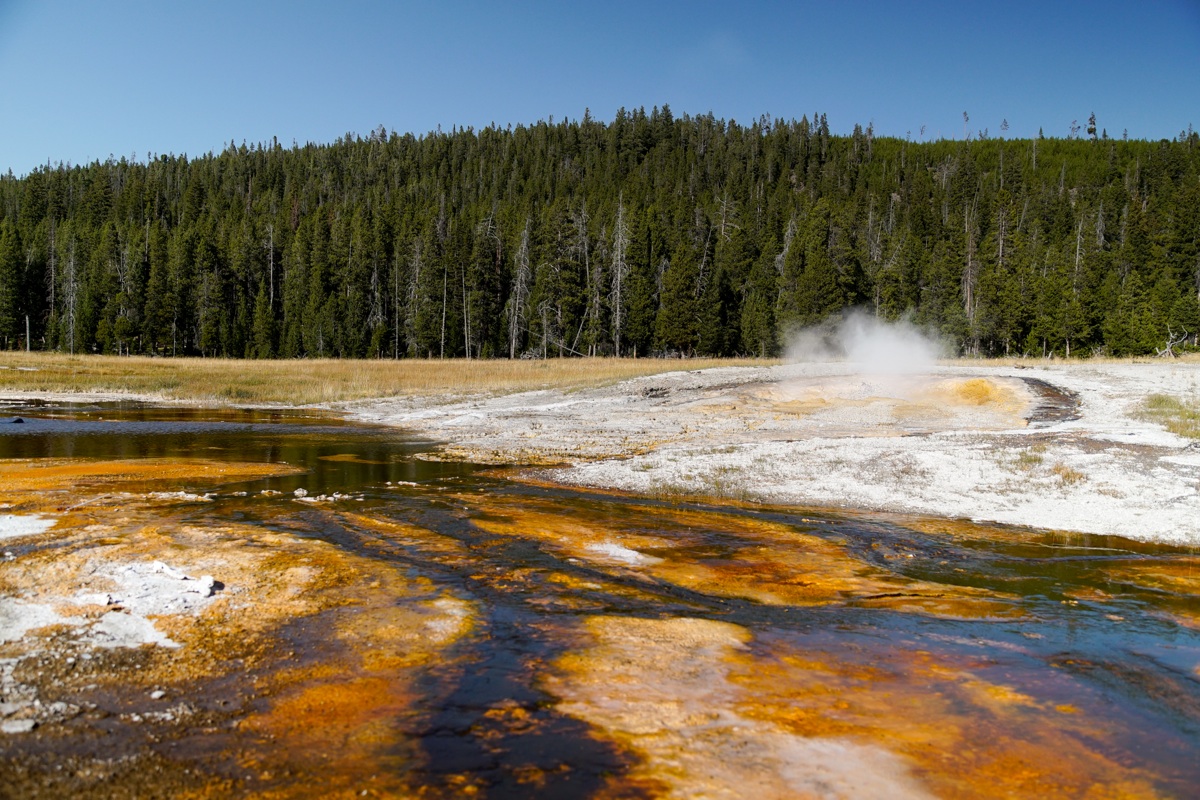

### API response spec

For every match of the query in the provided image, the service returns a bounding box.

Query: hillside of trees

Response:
[1,108,1198,359]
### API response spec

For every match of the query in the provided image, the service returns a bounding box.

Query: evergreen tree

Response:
[0,221,22,349]
[0,110,1196,359]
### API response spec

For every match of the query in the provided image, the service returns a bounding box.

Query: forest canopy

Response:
[1,108,1198,359]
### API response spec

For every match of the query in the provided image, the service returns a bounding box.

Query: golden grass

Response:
[1051,463,1087,485]
[0,352,777,406]
[1137,393,1200,440]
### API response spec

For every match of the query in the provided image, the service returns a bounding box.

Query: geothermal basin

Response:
[1,364,1199,798]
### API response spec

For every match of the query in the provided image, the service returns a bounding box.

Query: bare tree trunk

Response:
[267,223,275,307]
[461,259,470,359]
[46,218,57,341]
[610,198,630,356]
[508,220,531,359]
[775,217,796,277]
[1074,217,1084,297]
[569,202,591,355]
[962,198,979,353]
[64,238,78,354]
[393,246,401,359]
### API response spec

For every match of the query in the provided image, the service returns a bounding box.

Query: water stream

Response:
[1,403,1197,798]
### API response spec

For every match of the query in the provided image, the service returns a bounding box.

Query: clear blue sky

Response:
[1,0,1197,176]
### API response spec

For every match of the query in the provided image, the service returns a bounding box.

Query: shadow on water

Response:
[2,400,1198,797]
[408,613,638,799]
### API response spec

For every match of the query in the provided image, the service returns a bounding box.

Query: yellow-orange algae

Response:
[547,615,1160,799]
[740,375,1031,434]
[237,673,422,799]
[886,511,1200,628]
[0,455,475,798]
[546,616,934,799]
[0,457,302,498]
[939,377,1019,406]
[730,644,1161,799]
[1091,557,1200,628]
[462,493,1022,618]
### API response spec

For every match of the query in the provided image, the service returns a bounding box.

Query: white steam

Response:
[785,310,945,375]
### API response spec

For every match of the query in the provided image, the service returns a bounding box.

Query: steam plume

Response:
[785,310,946,374]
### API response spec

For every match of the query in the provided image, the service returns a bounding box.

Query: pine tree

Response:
[0,221,22,349]
[655,247,702,355]
[0,110,1196,360]
[251,281,275,358]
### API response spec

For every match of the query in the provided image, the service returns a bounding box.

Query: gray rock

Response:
[0,701,25,717]
[1,719,36,734]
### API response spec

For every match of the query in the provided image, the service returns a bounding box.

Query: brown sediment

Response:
[460,493,1024,618]
[1019,376,1083,425]
[0,457,303,491]
[4,387,1196,796]
[0,456,475,798]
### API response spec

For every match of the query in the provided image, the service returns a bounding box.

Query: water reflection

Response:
[0,402,1197,798]
[0,402,475,495]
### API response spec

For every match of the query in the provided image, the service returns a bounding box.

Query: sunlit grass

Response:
[1138,394,1200,440]
[0,353,778,406]
[1051,463,1087,485]
[1015,446,1046,470]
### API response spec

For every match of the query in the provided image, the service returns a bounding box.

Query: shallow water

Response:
[0,403,1197,798]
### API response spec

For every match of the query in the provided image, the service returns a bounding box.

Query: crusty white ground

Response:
[343,361,1200,545]
[4,362,1198,544]
[0,514,55,541]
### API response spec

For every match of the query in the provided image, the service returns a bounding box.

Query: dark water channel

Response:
[2,402,1199,798]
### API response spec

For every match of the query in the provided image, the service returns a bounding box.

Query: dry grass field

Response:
[0,353,777,406]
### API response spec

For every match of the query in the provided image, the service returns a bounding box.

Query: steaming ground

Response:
[345,359,1200,545]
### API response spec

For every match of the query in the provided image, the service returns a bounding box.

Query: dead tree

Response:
[1156,327,1189,358]
[610,199,630,356]
[507,220,531,359]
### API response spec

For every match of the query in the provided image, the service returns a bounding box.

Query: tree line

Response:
[1,107,1198,359]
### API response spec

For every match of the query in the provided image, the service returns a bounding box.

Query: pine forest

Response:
[1,107,1198,360]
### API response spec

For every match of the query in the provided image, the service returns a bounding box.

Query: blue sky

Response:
[1,0,1197,176]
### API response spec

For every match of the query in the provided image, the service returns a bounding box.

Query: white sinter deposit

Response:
[0,514,56,541]
[343,323,1200,545]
